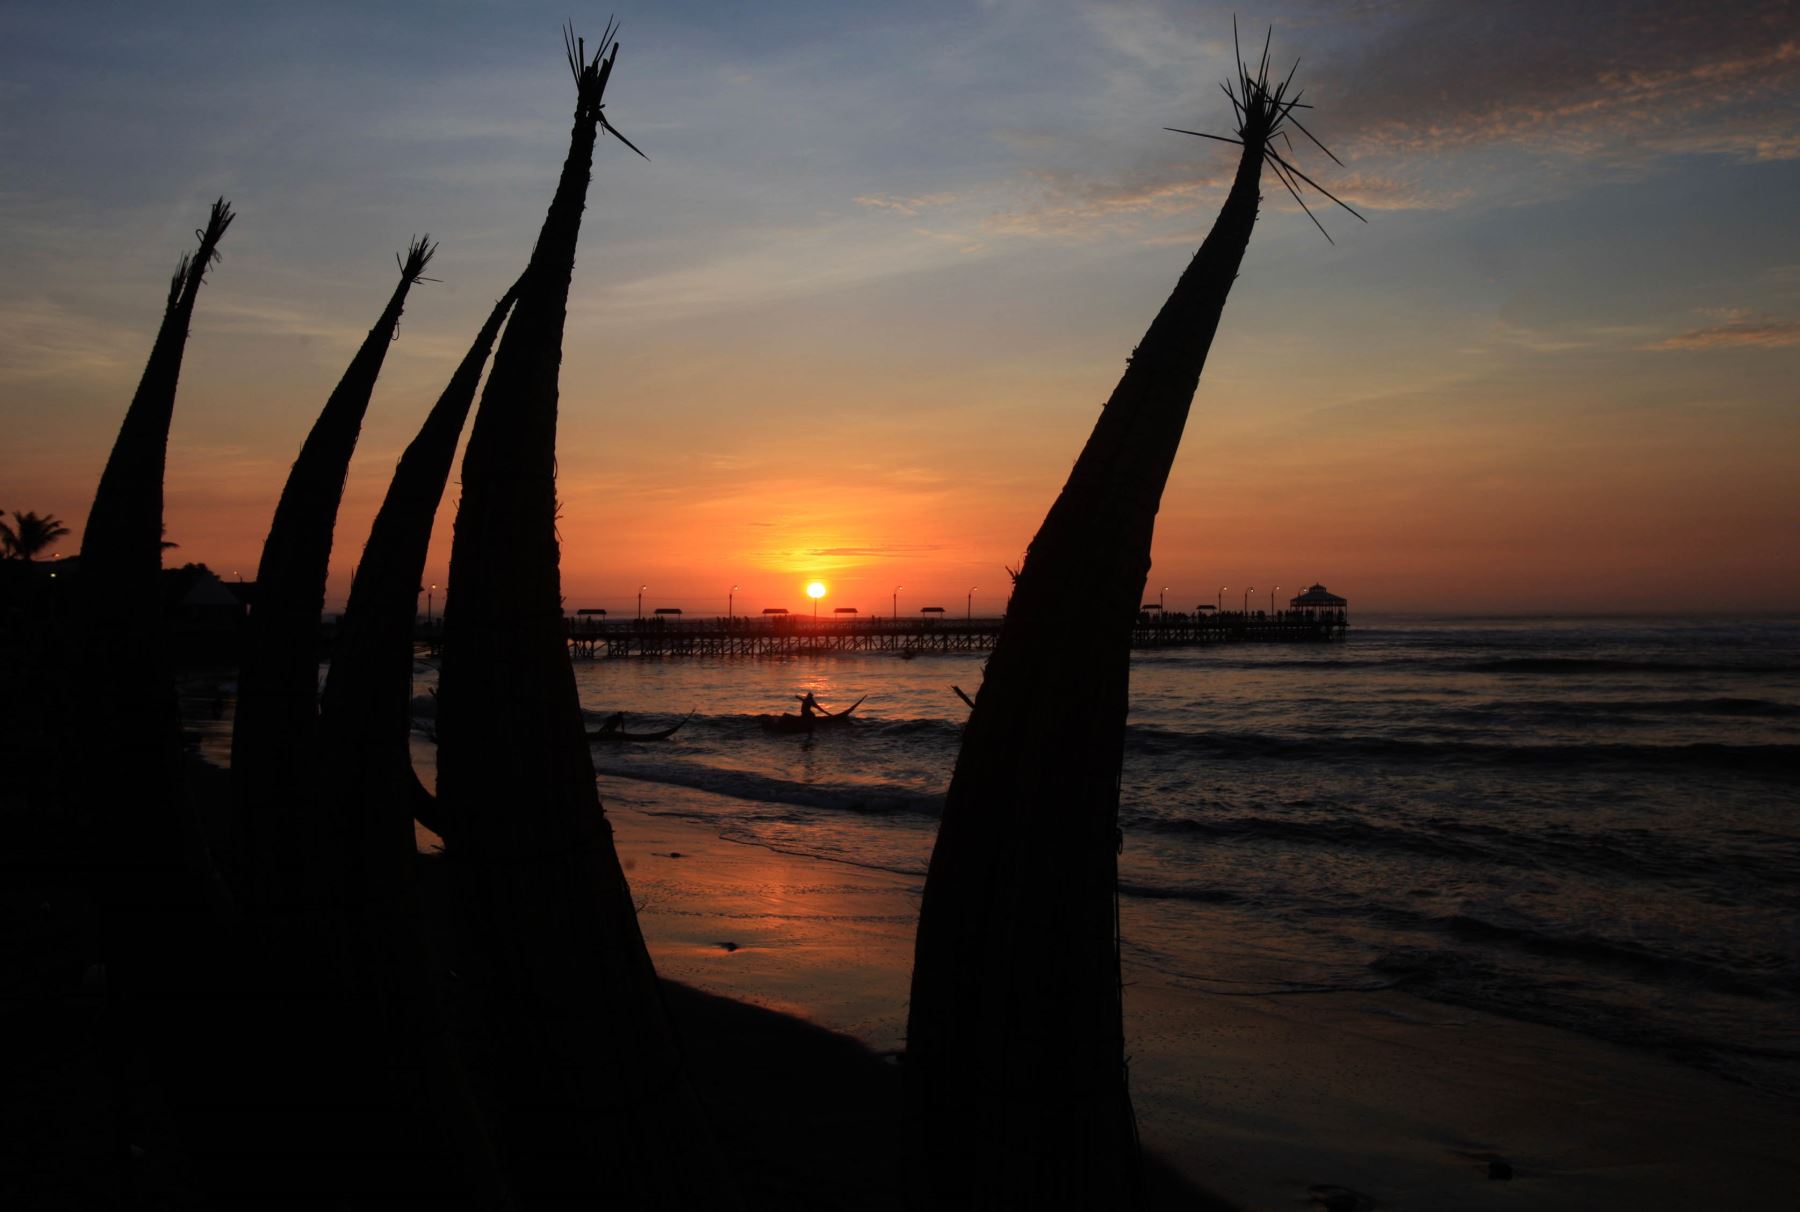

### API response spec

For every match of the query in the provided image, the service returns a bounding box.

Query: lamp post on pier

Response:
[1160,586,1168,612]
[1243,586,1254,616]
[729,585,737,622]
[968,587,977,621]
[894,585,902,622]
[638,585,646,620]
[1270,585,1280,621]
[428,583,437,624]
[1218,586,1227,611]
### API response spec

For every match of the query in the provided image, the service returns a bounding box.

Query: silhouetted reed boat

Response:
[760,694,867,733]
[588,710,695,742]
[906,23,1359,1209]
[434,20,727,1205]
[232,235,439,905]
[59,200,236,1202]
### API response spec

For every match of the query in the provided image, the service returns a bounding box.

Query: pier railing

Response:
[410,611,1346,658]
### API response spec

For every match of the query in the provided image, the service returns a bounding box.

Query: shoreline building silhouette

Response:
[1289,583,1348,621]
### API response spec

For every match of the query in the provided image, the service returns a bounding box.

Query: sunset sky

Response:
[3,0,1796,615]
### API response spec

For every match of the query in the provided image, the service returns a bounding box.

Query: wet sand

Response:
[605,786,1800,1211]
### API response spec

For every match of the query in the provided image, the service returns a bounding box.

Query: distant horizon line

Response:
[40,558,1798,621]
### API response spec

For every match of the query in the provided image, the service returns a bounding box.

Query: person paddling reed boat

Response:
[761,693,866,735]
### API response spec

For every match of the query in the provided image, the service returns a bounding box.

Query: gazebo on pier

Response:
[1289,583,1348,621]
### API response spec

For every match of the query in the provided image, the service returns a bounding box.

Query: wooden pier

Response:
[412,611,1347,659]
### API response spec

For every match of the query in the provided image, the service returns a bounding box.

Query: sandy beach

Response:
[603,784,1800,1211]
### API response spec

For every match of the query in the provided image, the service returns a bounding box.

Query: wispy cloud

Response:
[1322,172,1471,212]
[0,298,133,382]
[582,215,984,320]
[854,192,958,217]
[1647,316,1800,351]
[200,298,373,347]
[984,167,1234,239]
[1333,4,1800,169]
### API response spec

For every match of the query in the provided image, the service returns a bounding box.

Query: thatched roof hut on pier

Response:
[1289,583,1348,619]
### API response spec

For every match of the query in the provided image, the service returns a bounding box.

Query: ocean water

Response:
[189,615,1800,1098]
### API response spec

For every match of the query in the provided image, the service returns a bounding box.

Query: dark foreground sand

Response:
[8,757,1797,1208]
[606,790,1800,1212]
[2,760,1213,1208]
[662,980,1218,1210]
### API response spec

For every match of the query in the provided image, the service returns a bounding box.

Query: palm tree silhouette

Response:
[0,510,71,560]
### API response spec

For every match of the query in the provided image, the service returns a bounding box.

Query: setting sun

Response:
[805,581,827,600]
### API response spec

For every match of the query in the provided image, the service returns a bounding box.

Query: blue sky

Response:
[3,1,1797,611]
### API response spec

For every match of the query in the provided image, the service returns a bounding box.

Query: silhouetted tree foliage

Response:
[0,510,72,560]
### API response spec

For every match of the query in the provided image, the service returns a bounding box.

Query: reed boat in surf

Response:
[587,710,694,742]
[759,695,866,734]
